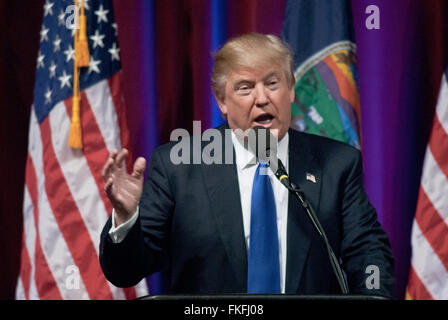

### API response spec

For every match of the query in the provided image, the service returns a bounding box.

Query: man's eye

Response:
[236,85,251,93]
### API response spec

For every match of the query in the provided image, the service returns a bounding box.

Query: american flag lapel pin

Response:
[306,172,316,183]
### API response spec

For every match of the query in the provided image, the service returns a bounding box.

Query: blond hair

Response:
[211,33,295,100]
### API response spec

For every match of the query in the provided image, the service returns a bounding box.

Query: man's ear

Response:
[215,93,228,116]
[289,85,295,104]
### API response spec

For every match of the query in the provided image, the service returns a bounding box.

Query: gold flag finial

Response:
[76,0,90,67]
[69,0,89,149]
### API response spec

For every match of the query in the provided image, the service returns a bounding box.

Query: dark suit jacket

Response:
[99,124,394,297]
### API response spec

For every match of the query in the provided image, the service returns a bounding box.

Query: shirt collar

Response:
[231,130,289,171]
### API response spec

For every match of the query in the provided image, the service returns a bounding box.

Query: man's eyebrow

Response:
[232,71,281,89]
[233,79,254,88]
[262,71,281,81]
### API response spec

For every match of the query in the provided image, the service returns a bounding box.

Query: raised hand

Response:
[102,148,146,226]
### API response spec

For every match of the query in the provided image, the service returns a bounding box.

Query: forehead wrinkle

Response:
[230,66,283,79]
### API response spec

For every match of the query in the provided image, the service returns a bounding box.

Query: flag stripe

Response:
[37,176,89,299]
[19,234,32,300]
[323,54,360,116]
[315,61,359,134]
[107,73,130,148]
[436,74,448,134]
[411,221,448,299]
[415,186,448,272]
[331,53,358,93]
[40,116,113,299]
[107,73,133,170]
[24,153,63,300]
[27,110,86,299]
[66,89,136,300]
[134,279,149,297]
[50,100,129,300]
[20,155,37,299]
[407,72,448,299]
[84,76,122,154]
[407,266,433,300]
[49,101,110,255]
[33,228,64,299]
[428,113,448,179]
[16,279,25,300]
[420,147,448,222]
[80,87,139,299]
[64,95,113,215]
[122,285,137,300]
[21,187,36,299]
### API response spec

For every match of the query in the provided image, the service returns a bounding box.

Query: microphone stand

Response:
[275,167,349,294]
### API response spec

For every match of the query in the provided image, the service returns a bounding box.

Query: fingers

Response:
[102,150,116,180]
[110,149,119,160]
[104,177,113,195]
[103,148,141,184]
[102,157,113,179]
[104,177,121,209]
[102,148,123,181]
[131,157,147,179]
[116,148,129,169]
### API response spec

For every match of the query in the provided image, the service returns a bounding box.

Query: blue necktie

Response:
[247,162,281,293]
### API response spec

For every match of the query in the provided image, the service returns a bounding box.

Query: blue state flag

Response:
[282,0,361,149]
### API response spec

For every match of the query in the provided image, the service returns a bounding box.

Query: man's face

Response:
[216,64,294,140]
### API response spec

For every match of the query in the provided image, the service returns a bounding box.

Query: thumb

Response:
[131,157,146,179]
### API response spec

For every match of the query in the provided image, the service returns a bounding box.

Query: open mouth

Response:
[254,113,274,125]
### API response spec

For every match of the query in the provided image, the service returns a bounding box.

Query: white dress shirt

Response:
[109,131,290,293]
[231,131,289,293]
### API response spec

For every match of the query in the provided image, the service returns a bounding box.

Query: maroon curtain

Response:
[0,0,45,299]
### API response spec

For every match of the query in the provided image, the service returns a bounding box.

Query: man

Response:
[99,33,394,297]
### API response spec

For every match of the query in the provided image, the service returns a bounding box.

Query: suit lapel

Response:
[285,129,323,293]
[200,124,247,292]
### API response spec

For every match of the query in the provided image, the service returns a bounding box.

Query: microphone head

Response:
[249,126,278,165]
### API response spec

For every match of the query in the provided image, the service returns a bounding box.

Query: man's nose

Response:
[253,85,269,106]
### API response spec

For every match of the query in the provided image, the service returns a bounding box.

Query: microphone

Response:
[251,126,349,294]
[249,126,289,187]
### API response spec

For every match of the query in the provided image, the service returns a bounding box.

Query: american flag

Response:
[406,68,448,299]
[16,0,148,299]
